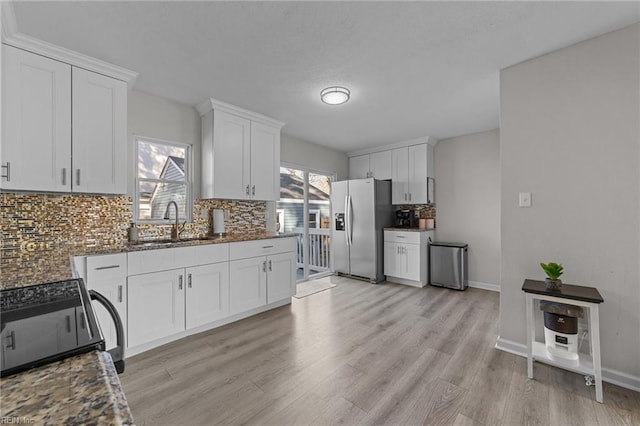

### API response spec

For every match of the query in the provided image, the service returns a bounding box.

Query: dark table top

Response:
[522,279,604,304]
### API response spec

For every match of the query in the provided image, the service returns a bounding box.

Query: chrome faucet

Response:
[163,201,181,241]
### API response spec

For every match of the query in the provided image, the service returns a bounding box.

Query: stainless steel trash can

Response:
[429,242,468,290]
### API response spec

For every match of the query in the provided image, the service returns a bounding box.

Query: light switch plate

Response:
[519,192,532,208]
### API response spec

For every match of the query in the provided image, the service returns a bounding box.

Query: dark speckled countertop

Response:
[0,232,295,289]
[0,351,134,425]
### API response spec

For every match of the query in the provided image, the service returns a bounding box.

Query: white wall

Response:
[435,129,500,288]
[499,24,639,384]
[281,133,349,180]
[127,90,201,197]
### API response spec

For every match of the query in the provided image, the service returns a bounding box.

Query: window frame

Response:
[134,135,193,223]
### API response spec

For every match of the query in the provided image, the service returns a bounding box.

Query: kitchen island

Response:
[0,351,133,425]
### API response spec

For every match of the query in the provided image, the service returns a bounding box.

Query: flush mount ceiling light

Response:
[320,86,350,105]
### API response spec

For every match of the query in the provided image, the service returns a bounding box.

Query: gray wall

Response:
[435,129,500,287]
[281,133,349,180]
[499,24,639,381]
[127,90,201,197]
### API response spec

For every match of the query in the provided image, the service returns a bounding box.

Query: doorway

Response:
[277,165,333,282]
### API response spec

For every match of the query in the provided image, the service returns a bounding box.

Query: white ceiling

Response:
[8,1,640,153]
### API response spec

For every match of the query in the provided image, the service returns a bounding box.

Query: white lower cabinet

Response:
[267,252,296,303]
[384,230,433,287]
[186,262,230,329]
[128,269,185,348]
[229,257,267,314]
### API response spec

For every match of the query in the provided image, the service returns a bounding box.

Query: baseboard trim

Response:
[495,336,640,392]
[468,280,500,292]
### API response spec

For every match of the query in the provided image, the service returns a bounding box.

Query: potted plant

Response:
[540,261,563,290]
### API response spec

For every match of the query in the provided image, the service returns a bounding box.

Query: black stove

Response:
[1,278,123,377]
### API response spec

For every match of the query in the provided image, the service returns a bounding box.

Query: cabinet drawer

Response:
[86,253,127,281]
[128,248,177,276]
[229,237,295,261]
[190,243,229,266]
[384,231,421,244]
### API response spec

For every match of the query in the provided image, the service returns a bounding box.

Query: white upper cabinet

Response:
[392,143,434,205]
[250,121,281,201]
[349,151,392,180]
[198,98,284,201]
[1,45,72,192]
[72,68,127,194]
[1,45,130,194]
[349,155,370,179]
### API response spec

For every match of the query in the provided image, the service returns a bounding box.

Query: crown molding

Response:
[196,98,285,129]
[346,136,438,158]
[1,2,137,87]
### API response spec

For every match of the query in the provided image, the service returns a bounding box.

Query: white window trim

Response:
[134,135,193,223]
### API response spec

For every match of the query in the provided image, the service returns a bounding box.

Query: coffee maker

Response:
[395,209,417,228]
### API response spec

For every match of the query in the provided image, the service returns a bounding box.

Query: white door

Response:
[383,242,400,278]
[186,262,230,329]
[267,252,295,303]
[349,155,370,179]
[72,68,127,194]
[370,151,392,180]
[408,144,428,204]
[1,45,71,192]
[250,122,280,200]
[403,243,422,282]
[213,110,251,199]
[88,279,127,350]
[229,257,267,314]
[128,269,185,347]
[391,147,409,204]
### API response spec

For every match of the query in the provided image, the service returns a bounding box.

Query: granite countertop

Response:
[384,227,435,232]
[0,231,296,289]
[0,351,134,425]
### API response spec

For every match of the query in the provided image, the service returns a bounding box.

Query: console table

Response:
[522,279,604,403]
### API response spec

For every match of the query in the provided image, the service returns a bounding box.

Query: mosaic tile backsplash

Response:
[0,193,267,288]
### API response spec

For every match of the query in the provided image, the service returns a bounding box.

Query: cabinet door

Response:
[408,144,428,204]
[383,242,400,277]
[403,243,422,282]
[88,279,127,350]
[349,155,370,179]
[391,148,409,204]
[370,151,392,180]
[267,252,295,304]
[1,45,71,192]
[186,262,230,329]
[128,269,185,347]
[229,257,267,314]
[213,110,251,199]
[250,122,280,201]
[72,68,127,194]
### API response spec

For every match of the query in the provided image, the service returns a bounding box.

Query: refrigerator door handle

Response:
[347,195,353,246]
[344,195,350,246]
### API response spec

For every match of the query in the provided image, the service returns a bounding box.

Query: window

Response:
[135,136,192,222]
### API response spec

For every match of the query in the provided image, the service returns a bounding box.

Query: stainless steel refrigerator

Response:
[331,178,394,283]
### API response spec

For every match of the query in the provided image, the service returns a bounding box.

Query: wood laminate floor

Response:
[119,276,640,425]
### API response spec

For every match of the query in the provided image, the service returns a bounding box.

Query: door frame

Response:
[278,162,335,282]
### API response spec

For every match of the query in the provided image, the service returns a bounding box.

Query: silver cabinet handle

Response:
[252,185,255,196]
[5,330,15,350]
[117,285,123,303]
[95,265,120,270]
[397,246,400,254]
[66,315,72,333]
[62,168,67,185]
[188,273,192,288]
[179,275,183,290]
[1,162,10,182]
[397,235,406,238]
[246,185,250,195]
[409,193,412,201]
[268,260,272,271]
[404,193,407,201]
[262,261,267,272]
[76,169,81,186]
[262,245,274,249]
